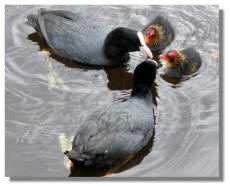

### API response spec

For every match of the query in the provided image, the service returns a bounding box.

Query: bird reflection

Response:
[28,33,134,86]
[160,74,186,88]
[159,72,199,88]
[28,32,159,105]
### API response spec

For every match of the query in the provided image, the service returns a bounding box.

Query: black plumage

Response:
[27,9,152,67]
[65,60,157,167]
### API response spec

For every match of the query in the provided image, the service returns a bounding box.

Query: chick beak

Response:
[160,53,173,68]
[160,53,168,60]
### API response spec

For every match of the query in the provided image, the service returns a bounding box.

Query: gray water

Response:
[5,5,219,177]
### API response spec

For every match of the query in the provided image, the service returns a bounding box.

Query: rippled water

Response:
[5,5,219,177]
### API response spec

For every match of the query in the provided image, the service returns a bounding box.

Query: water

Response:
[5,5,219,177]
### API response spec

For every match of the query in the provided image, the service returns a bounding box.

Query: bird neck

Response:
[131,84,152,100]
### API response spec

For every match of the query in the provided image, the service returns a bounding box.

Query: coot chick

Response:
[142,16,175,52]
[160,48,202,77]
[65,60,157,167]
[27,9,153,67]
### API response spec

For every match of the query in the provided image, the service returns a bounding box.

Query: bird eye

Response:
[167,52,175,62]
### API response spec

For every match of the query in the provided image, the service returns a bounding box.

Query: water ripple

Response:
[5,5,219,177]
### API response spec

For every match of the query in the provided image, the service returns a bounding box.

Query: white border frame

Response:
[1,0,230,186]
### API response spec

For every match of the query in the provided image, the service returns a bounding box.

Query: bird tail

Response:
[64,150,96,167]
[64,150,85,162]
[27,9,47,42]
[26,14,38,28]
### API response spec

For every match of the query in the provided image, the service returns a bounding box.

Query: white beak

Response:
[137,32,153,58]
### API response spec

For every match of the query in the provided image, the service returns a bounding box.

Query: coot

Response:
[65,60,157,167]
[27,9,153,67]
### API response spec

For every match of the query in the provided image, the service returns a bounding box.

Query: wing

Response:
[39,9,77,20]
[71,103,154,162]
[37,9,111,63]
[37,8,78,41]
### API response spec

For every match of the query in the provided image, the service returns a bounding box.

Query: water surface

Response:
[5,5,219,177]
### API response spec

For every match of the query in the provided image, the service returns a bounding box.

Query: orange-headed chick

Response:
[160,48,202,77]
[142,16,175,52]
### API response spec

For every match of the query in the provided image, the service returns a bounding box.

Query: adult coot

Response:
[142,16,175,52]
[65,60,157,167]
[27,9,153,67]
[160,48,202,77]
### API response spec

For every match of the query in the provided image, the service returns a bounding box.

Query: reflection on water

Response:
[160,74,186,87]
[5,5,219,177]
[28,32,159,105]
[28,32,134,91]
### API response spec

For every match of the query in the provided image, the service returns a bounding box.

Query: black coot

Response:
[160,48,202,77]
[65,60,157,167]
[142,16,175,52]
[27,9,153,67]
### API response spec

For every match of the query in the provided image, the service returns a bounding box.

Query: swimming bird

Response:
[27,9,153,67]
[142,16,175,52]
[160,48,202,77]
[65,59,157,167]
